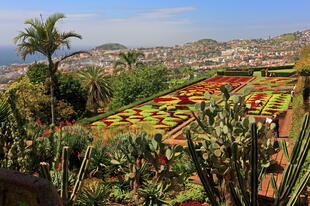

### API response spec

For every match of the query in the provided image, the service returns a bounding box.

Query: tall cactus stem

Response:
[39,162,51,181]
[250,123,258,206]
[69,145,93,202]
[185,130,219,206]
[61,146,69,205]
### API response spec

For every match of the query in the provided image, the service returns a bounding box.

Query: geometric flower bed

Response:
[261,94,291,115]
[245,92,291,115]
[238,77,296,93]
[245,92,273,115]
[91,76,252,134]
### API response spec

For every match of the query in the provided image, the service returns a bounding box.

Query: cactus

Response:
[230,123,261,206]
[111,132,183,204]
[40,145,93,205]
[70,145,93,202]
[185,86,277,206]
[272,113,310,206]
[61,146,69,205]
[185,130,220,206]
[229,113,310,206]
[39,162,52,181]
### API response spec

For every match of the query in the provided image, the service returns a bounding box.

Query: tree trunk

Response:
[50,81,55,125]
[48,56,55,125]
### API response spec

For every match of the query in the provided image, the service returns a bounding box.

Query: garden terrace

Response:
[91,76,252,134]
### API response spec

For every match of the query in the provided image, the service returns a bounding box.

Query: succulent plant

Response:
[185,86,278,206]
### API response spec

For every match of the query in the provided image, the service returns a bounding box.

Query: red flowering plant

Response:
[176,201,204,206]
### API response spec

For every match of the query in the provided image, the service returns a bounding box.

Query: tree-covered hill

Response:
[95,43,127,50]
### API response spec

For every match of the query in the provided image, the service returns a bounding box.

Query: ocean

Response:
[0,46,92,66]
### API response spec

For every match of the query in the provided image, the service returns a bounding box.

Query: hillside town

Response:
[1,29,310,90]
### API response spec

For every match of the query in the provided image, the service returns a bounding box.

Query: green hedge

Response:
[260,69,296,77]
[217,71,253,76]
[250,64,295,71]
[78,73,215,124]
[226,64,295,72]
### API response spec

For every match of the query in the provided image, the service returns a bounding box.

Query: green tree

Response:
[4,77,77,123]
[56,73,87,116]
[113,50,145,71]
[27,62,48,84]
[77,66,112,113]
[295,46,310,75]
[109,65,168,110]
[4,77,50,122]
[14,13,89,124]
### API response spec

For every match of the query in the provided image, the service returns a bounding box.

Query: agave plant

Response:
[74,181,109,206]
[139,181,169,206]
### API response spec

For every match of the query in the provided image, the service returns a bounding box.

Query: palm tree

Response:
[77,66,112,113]
[0,101,10,123]
[14,13,90,124]
[113,50,145,71]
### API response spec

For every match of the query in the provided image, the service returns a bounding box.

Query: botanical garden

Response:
[0,13,309,206]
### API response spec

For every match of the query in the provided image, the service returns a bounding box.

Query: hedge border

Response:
[224,64,294,72]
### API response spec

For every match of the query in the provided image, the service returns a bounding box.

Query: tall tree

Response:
[77,66,112,113]
[113,50,145,71]
[14,13,90,124]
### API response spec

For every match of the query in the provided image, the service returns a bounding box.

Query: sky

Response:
[1,0,310,48]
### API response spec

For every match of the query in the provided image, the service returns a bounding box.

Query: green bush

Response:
[217,71,253,76]
[56,73,87,116]
[108,65,169,110]
[173,183,206,204]
[27,63,49,84]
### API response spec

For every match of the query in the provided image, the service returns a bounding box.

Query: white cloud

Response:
[66,13,101,19]
[1,7,198,47]
[134,6,196,19]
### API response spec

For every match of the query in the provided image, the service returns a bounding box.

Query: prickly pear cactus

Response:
[184,85,278,205]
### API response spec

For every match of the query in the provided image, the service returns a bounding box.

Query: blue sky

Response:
[1,0,310,47]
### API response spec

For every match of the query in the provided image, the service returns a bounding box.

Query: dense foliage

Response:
[295,46,310,75]
[109,65,169,110]
[57,73,87,116]
[27,62,49,84]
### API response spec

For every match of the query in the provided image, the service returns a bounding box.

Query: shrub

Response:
[109,65,169,110]
[174,183,206,204]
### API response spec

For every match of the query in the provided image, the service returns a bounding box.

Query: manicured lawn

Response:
[253,71,261,76]
[272,68,296,73]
